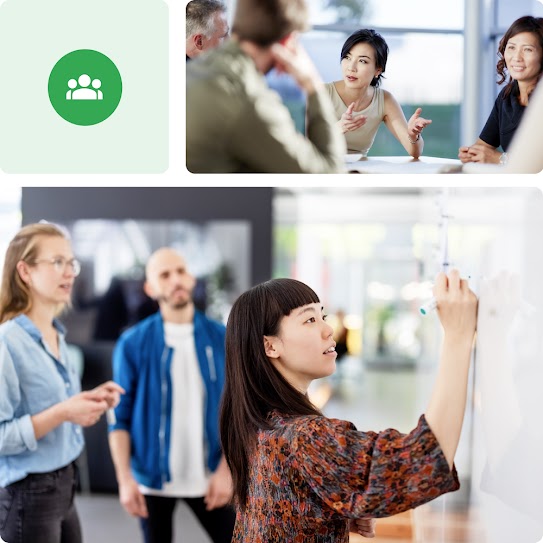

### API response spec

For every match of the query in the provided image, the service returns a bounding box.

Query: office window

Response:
[307,0,463,29]
[496,0,543,30]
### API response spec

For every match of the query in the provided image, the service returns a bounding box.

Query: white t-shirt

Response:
[140,322,209,497]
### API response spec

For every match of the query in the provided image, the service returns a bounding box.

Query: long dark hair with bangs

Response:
[220,278,323,509]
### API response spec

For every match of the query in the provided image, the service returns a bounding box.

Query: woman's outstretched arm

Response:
[383,91,432,158]
[425,270,478,468]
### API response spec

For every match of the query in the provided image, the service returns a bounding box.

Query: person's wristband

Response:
[408,133,420,144]
[499,152,508,165]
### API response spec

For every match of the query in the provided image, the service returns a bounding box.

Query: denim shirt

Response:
[0,315,84,487]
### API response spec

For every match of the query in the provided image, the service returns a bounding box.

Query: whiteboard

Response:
[283,187,542,543]
[444,188,543,543]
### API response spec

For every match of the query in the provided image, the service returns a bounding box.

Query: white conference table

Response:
[345,155,462,174]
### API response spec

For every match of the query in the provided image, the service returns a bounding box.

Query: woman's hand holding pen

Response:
[31,385,124,440]
[425,269,478,468]
[61,391,110,427]
[64,382,125,427]
[433,269,477,343]
[339,103,367,133]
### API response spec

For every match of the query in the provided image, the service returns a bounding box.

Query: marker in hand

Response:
[419,273,472,316]
[419,297,437,316]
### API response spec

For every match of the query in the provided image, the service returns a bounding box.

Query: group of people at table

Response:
[185,0,543,173]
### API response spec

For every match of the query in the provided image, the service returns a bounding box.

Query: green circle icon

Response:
[48,49,122,126]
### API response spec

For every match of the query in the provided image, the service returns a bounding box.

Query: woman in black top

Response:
[459,16,543,165]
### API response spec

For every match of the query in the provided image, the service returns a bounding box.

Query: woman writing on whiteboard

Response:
[0,223,124,543]
[309,29,432,158]
[459,15,543,165]
[220,272,477,542]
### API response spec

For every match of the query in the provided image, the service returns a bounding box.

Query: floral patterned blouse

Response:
[232,412,459,543]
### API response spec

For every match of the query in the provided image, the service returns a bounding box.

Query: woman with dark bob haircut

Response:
[459,15,543,165]
[308,29,432,158]
[220,273,477,542]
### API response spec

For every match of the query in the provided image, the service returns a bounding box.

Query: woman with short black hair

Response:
[312,29,432,158]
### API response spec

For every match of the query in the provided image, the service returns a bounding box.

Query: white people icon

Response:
[66,74,103,100]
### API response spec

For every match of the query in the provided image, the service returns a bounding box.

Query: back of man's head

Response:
[186,0,228,55]
[232,0,309,47]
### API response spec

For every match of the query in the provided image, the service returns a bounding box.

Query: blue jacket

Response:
[109,310,226,489]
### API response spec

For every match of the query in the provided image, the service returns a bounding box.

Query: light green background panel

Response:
[0,0,168,173]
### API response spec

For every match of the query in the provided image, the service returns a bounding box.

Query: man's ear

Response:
[194,34,204,50]
[263,336,280,359]
[278,31,296,50]
[143,280,155,300]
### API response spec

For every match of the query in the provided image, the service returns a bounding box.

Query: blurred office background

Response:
[1,186,542,542]
[223,0,543,158]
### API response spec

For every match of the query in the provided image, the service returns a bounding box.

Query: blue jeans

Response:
[0,462,81,543]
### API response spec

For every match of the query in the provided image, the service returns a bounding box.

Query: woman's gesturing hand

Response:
[339,102,367,134]
[92,380,125,409]
[407,107,432,141]
[62,391,110,427]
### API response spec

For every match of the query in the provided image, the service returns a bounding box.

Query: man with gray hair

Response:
[186,0,229,61]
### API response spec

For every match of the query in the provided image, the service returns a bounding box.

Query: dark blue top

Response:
[479,84,526,152]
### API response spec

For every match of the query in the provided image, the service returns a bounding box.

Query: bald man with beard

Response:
[108,248,234,543]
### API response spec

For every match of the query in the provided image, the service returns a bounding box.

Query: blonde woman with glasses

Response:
[0,223,124,543]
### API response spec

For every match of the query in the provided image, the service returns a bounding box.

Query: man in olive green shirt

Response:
[186,0,346,174]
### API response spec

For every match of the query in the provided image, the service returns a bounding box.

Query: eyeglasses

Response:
[32,257,81,277]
